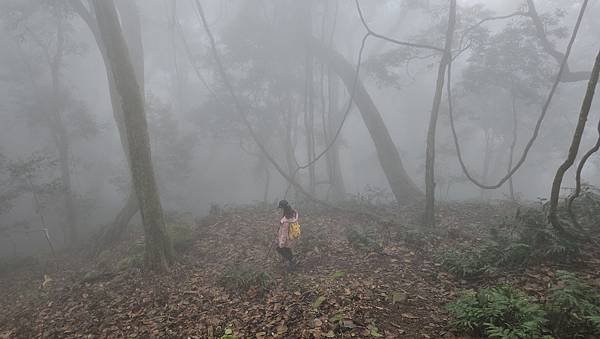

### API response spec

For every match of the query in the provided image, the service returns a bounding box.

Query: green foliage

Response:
[218,264,272,294]
[545,271,600,337]
[295,221,327,254]
[330,270,346,279]
[437,245,496,279]
[116,240,144,270]
[166,223,194,253]
[447,273,600,338]
[345,224,383,253]
[510,208,580,262]
[446,285,548,338]
[439,201,591,280]
[220,328,239,339]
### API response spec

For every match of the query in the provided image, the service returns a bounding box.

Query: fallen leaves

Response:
[1,203,599,338]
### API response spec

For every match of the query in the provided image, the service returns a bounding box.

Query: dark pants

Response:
[276,246,294,264]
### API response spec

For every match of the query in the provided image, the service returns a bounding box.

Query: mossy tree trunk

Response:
[92,0,173,271]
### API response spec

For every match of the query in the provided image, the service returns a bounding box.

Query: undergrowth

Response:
[447,271,600,338]
[166,223,194,253]
[438,207,583,280]
[218,264,272,295]
[345,223,383,254]
[447,285,548,338]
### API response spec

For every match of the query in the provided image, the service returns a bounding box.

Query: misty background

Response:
[0,0,599,255]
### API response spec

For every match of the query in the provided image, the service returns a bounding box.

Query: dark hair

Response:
[278,200,295,219]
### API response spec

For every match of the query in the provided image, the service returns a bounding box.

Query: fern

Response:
[545,271,600,337]
[447,285,548,338]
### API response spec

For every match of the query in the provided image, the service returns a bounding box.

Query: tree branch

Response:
[526,0,591,82]
[446,0,590,190]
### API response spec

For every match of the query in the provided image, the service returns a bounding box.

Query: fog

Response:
[1,0,600,337]
[0,0,598,254]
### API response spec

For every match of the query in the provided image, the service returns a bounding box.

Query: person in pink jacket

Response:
[276,199,298,270]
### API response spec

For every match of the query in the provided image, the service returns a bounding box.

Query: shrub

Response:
[166,223,194,253]
[446,285,548,338]
[345,224,382,253]
[545,271,600,337]
[437,243,499,279]
[218,264,272,294]
[295,223,327,254]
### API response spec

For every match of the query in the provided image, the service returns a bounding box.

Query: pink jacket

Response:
[277,211,298,248]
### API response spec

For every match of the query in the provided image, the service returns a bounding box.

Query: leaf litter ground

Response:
[1,202,599,338]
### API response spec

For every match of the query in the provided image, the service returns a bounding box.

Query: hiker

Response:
[276,199,299,270]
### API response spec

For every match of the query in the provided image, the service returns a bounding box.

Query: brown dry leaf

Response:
[401,313,419,319]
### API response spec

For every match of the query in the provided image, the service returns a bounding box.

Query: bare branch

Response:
[355,0,444,53]
[446,0,590,190]
[526,0,591,82]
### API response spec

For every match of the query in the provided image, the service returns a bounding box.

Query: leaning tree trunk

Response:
[424,0,456,227]
[93,0,173,271]
[548,50,600,236]
[72,0,143,252]
[310,38,422,205]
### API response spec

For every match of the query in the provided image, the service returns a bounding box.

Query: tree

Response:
[310,38,423,205]
[92,0,173,270]
[424,0,456,227]
[71,0,143,253]
[1,0,93,246]
[548,50,600,235]
[457,17,555,200]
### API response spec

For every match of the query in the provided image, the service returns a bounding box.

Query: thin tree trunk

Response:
[263,165,270,204]
[508,92,519,201]
[304,53,317,195]
[310,38,422,205]
[47,12,77,245]
[480,128,492,199]
[548,50,600,235]
[326,67,346,201]
[424,0,456,227]
[93,0,173,271]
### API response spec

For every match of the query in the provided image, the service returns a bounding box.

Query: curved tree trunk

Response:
[310,38,422,205]
[548,50,600,235]
[93,0,173,271]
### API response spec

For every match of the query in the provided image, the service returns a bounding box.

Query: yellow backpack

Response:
[288,222,301,240]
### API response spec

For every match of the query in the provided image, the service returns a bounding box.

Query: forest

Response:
[0,0,599,338]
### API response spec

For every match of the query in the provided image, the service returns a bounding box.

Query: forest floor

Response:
[1,201,600,338]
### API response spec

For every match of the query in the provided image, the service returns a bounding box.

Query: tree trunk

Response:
[73,0,143,251]
[48,13,77,245]
[310,38,422,205]
[480,128,492,199]
[93,0,173,271]
[326,67,346,201]
[508,92,519,201]
[263,165,270,204]
[424,0,456,227]
[548,50,600,235]
[304,52,317,194]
